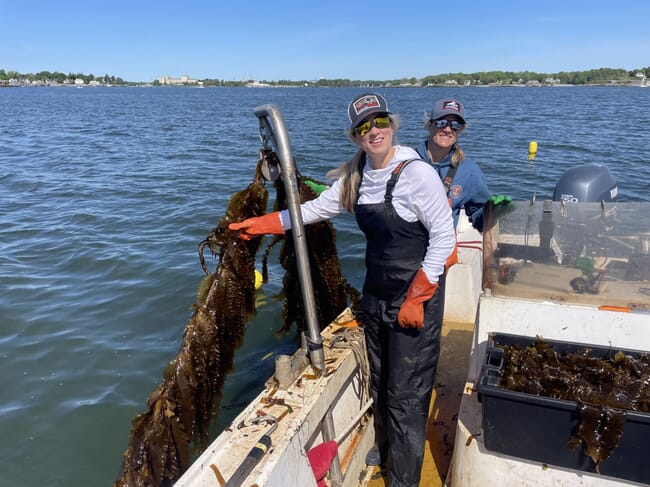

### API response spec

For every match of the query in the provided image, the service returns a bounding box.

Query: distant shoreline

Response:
[2,66,647,89]
[1,82,645,89]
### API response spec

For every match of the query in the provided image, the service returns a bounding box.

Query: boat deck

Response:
[361,318,475,487]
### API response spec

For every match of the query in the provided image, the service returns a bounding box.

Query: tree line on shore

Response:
[2,66,648,87]
[0,69,126,86]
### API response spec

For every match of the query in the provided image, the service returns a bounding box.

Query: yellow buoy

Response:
[254,269,263,290]
[528,141,538,161]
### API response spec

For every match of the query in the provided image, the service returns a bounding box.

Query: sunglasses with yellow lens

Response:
[353,116,391,137]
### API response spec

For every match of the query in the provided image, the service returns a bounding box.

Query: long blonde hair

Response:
[326,149,365,212]
[326,114,400,212]
[423,117,465,168]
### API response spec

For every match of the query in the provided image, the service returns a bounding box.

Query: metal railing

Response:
[253,104,343,486]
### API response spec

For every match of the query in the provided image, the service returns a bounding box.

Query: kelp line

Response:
[263,155,361,338]
[114,149,359,486]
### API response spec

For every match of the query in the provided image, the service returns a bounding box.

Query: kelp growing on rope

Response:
[114,156,269,487]
[262,166,360,337]
[114,149,359,486]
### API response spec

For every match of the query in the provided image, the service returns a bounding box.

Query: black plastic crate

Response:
[477,332,650,484]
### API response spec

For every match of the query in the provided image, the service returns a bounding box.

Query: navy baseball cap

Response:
[347,93,390,128]
[430,98,466,123]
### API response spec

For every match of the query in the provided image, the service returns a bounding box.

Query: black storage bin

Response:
[477,333,650,485]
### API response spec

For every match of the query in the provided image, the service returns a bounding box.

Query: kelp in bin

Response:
[114,148,360,486]
[498,338,650,470]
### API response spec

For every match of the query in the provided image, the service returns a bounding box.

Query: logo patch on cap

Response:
[442,100,461,113]
[353,95,381,116]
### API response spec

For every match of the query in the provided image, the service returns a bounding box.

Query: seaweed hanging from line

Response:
[114,149,359,486]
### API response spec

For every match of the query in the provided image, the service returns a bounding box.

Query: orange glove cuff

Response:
[397,269,438,329]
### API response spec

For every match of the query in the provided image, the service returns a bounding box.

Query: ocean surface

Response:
[1,85,648,487]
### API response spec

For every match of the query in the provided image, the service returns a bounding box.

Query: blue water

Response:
[1,86,648,487]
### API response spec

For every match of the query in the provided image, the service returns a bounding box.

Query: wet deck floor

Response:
[361,319,475,487]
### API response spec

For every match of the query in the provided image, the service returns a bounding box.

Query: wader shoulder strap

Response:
[385,158,420,204]
[442,164,459,195]
[441,163,460,271]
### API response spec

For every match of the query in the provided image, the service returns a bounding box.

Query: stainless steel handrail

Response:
[253,103,325,371]
[253,104,342,487]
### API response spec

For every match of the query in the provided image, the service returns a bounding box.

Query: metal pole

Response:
[253,104,325,372]
[253,104,342,486]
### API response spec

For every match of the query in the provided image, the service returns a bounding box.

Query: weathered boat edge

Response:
[175,311,375,487]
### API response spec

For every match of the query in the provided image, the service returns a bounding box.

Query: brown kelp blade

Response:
[114,149,360,486]
[499,338,650,468]
[114,156,269,487]
[269,168,360,337]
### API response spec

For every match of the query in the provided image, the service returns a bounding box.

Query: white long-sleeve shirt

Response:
[280,145,455,284]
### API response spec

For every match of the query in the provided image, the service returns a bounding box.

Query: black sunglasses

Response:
[432,119,465,131]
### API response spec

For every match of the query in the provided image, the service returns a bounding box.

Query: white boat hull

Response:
[176,315,375,487]
[448,201,650,487]
[449,295,650,487]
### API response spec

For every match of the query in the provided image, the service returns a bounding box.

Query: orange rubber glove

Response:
[228,211,283,240]
[397,269,439,329]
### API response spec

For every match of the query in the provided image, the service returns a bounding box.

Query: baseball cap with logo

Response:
[429,98,466,123]
[347,93,390,128]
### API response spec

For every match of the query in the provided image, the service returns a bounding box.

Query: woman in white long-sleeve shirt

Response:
[230,93,455,487]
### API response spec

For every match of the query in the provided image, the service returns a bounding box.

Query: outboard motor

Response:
[550,163,618,273]
[552,163,617,202]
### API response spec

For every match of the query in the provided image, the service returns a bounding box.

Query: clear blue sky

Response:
[1,0,648,82]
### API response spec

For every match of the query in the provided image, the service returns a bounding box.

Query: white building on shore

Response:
[158,75,198,85]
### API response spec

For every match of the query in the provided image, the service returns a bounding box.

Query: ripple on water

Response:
[1,85,649,487]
